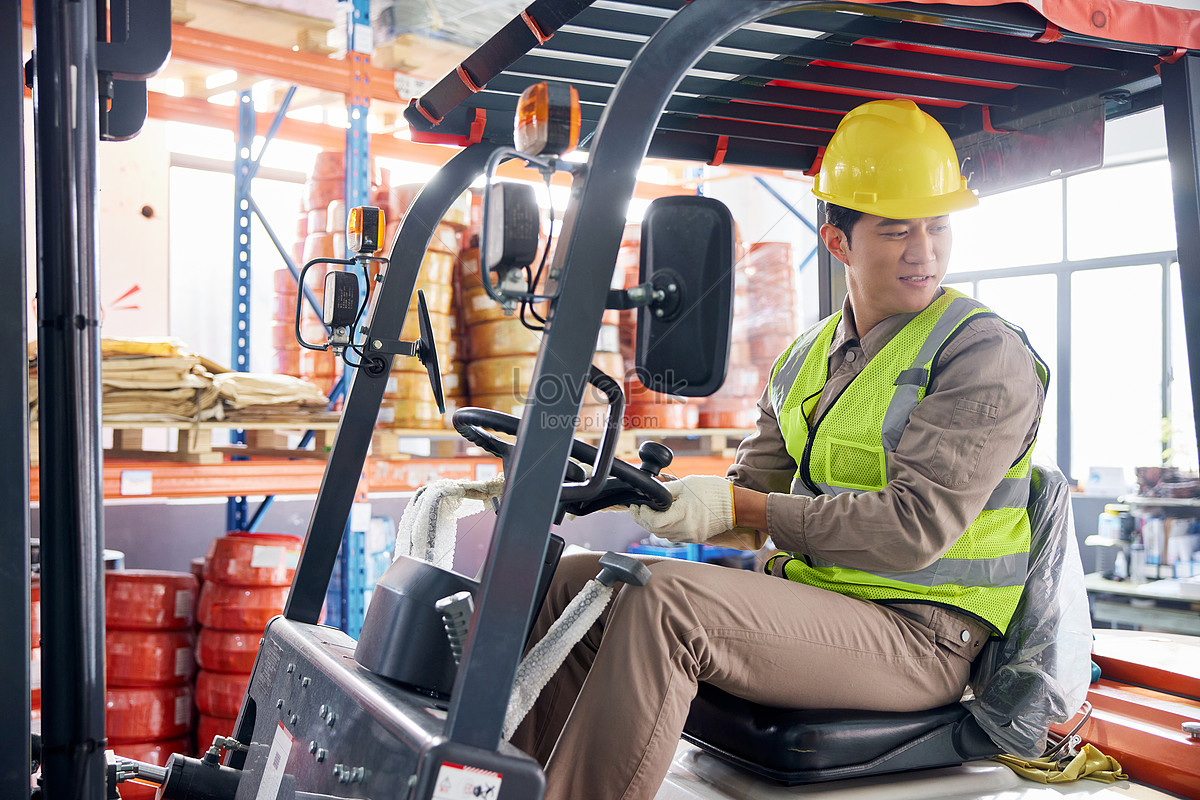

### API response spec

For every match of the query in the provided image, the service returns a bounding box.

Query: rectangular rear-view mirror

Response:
[636,195,734,397]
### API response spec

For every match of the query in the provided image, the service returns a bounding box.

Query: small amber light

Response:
[514,82,580,157]
[347,206,385,254]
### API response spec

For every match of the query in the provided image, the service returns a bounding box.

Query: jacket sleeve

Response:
[756,317,1044,573]
[725,384,797,495]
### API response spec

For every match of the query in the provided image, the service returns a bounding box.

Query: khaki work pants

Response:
[510,551,976,800]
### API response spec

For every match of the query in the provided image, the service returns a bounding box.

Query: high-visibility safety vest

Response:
[768,289,1048,635]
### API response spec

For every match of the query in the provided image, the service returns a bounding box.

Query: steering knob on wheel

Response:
[637,441,673,476]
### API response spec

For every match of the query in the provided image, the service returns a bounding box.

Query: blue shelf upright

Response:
[227,90,255,532]
[223,85,299,533]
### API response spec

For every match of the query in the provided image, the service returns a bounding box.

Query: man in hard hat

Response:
[511,99,1048,800]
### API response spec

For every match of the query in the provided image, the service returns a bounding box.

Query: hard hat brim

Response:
[813,184,979,220]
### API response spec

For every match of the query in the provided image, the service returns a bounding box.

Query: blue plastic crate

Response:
[626,542,701,561]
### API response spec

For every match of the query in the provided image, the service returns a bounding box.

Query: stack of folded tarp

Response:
[100,338,222,420]
[27,338,332,423]
[213,372,333,423]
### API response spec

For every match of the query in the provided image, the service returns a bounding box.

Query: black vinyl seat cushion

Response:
[682,682,1002,785]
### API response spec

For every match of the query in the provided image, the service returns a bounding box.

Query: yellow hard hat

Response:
[812,99,978,219]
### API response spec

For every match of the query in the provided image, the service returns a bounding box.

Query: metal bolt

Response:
[335,327,347,336]
[319,705,328,718]
[289,714,298,726]
[275,699,284,709]
[286,663,295,674]
[326,710,337,727]
[1184,721,1200,740]
[373,339,383,349]
[349,766,365,784]
[309,741,318,754]
[654,308,664,318]
[316,749,327,763]
[332,764,345,782]
[667,283,677,292]
[301,677,310,688]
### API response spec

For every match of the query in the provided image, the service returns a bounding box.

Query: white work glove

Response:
[630,475,735,543]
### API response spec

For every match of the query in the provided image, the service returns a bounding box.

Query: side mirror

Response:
[635,195,734,397]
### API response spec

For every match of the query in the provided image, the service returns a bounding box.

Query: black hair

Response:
[820,202,864,248]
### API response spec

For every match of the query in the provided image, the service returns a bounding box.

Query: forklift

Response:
[21,1,1200,798]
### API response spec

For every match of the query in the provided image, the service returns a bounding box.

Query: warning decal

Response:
[433,761,503,798]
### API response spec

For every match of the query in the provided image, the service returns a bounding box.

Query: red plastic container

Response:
[105,570,198,631]
[197,582,289,632]
[196,628,259,674]
[106,629,196,687]
[30,647,40,711]
[31,574,40,644]
[106,684,194,743]
[204,532,302,587]
[195,670,250,719]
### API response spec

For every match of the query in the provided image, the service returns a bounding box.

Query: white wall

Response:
[23,101,171,340]
[95,118,172,337]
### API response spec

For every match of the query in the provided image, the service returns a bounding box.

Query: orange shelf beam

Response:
[170,25,404,106]
[29,454,731,502]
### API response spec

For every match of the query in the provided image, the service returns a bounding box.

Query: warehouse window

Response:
[945,153,1192,485]
[1069,264,1163,478]
[166,160,306,373]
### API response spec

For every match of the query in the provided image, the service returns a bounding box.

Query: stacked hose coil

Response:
[105,570,199,799]
[194,532,300,754]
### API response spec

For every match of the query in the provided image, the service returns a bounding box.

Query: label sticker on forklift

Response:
[433,762,502,798]
[256,722,293,800]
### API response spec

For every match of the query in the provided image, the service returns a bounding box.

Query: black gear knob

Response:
[596,552,652,587]
[637,440,673,476]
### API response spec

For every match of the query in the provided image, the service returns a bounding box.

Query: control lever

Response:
[503,551,651,739]
[596,551,652,587]
[636,441,673,477]
[436,590,476,665]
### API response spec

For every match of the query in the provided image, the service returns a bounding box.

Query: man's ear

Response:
[820,222,851,266]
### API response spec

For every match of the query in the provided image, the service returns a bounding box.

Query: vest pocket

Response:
[932,398,998,487]
[825,437,886,491]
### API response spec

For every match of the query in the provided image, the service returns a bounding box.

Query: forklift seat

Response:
[681,462,1090,785]
[682,688,999,784]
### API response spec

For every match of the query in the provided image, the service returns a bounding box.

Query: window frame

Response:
[945,160,1182,482]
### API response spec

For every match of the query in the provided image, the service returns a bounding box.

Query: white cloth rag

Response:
[394,477,506,569]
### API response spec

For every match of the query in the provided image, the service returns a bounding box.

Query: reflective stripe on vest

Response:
[767,289,1047,634]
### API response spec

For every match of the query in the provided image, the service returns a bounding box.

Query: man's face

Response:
[823,213,952,334]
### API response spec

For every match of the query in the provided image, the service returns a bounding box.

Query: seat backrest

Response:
[962,459,1093,758]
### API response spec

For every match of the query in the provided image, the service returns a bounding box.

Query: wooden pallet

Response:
[371,428,465,460]
[29,420,342,466]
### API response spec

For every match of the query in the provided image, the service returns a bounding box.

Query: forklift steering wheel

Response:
[452,407,674,516]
